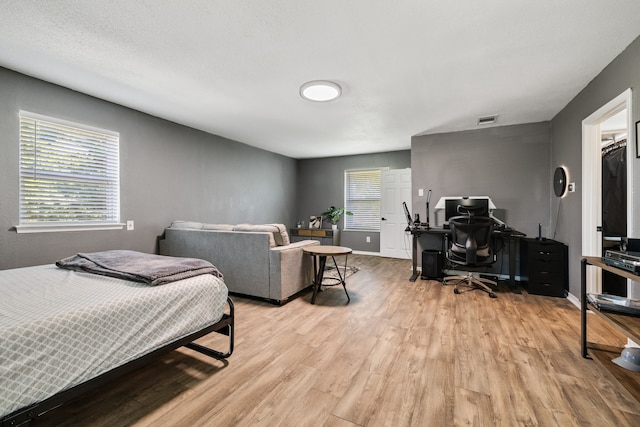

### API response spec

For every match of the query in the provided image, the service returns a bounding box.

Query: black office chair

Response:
[443,206,497,298]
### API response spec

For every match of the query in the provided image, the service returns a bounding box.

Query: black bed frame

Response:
[1,297,234,427]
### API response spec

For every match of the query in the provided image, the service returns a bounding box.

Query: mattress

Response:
[0,264,228,418]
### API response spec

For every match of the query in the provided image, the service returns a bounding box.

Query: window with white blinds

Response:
[344,168,385,231]
[17,112,121,233]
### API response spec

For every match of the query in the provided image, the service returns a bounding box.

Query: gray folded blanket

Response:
[56,250,223,286]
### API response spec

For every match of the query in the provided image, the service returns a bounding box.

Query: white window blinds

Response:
[18,112,121,230]
[344,168,384,231]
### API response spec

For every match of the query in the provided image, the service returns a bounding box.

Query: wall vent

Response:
[477,115,498,125]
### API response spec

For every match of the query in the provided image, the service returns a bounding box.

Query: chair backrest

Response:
[447,215,494,266]
[456,204,485,217]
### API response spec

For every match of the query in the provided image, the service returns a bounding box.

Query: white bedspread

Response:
[0,264,228,418]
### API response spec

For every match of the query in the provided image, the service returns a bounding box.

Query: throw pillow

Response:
[267,223,290,246]
[202,223,235,231]
[170,220,204,229]
[233,224,279,247]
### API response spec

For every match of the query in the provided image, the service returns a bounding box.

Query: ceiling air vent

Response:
[477,115,498,126]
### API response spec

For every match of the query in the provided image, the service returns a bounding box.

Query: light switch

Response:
[127,220,134,231]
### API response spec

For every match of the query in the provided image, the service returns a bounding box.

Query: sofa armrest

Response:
[269,240,320,301]
[270,239,321,251]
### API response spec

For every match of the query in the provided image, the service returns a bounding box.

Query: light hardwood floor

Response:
[33,255,640,426]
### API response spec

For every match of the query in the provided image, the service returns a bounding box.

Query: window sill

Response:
[15,223,126,234]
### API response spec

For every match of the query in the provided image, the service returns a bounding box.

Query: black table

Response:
[409,226,525,290]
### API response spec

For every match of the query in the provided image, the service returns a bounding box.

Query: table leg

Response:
[500,236,521,294]
[311,255,328,304]
[581,258,589,358]
[410,232,419,281]
[508,237,517,290]
[331,254,351,303]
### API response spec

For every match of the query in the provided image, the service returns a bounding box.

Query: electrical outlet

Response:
[568,182,576,193]
[366,236,371,243]
[418,188,424,197]
[126,220,134,231]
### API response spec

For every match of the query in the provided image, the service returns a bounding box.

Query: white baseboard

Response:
[352,251,414,263]
[566,292,581,309]
[352,250,382,256]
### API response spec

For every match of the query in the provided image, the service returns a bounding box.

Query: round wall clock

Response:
[553,166,567,197]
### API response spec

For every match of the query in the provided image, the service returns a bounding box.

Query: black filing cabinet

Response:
[520,238,568,297]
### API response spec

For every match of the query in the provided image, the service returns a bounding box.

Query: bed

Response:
[0,251,234,425]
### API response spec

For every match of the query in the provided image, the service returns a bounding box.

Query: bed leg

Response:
[185,297,234,359]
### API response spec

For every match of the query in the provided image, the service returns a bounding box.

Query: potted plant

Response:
[321,206,353,230]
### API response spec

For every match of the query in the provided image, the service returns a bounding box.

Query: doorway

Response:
[582,88,633,294]
[380,169,412,259]
[601,110,628,295]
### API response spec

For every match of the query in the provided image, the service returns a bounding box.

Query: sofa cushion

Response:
[202,223,235,231]
[170,220,204,229]
[267,224,290,246]
[233,224,279,247]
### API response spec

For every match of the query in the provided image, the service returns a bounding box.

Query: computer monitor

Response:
[444,197,490,222]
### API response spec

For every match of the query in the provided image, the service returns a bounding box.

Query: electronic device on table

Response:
[444,197,489,220]
[603,250,640,275]
[587,293,640,316]
[402,201,413,229]
[437,196,490,226]
[434,195,509,229]
[403,200,430,230]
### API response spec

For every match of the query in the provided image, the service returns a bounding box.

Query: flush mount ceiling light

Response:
[300,80,342,102]
[477,115,498,125]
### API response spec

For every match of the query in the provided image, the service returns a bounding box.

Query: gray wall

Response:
[551,34,640,298]
[411,122,551,235]
[296,151,411,252]
[411,122,552,274]
[0,67,298,269]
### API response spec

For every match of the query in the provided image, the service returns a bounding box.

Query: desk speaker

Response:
[421,250,443,279]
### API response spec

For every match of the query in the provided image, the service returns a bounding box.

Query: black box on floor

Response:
[421,250,443,279]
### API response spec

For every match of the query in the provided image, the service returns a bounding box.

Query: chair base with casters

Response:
[443,272,497,298]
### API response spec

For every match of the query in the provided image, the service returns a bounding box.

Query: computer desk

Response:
[408,225,526,289]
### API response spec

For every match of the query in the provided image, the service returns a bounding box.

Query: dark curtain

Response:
[602,140,627,237]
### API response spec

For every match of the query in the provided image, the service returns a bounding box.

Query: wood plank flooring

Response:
[33,255,640,426]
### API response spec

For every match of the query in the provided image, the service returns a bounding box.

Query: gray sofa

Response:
[158,221,319,303]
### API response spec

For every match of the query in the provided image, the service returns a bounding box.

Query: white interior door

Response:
[380,169,412,259]
[582,88,633,295]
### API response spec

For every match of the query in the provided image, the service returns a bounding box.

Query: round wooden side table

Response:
[303,245,352,304]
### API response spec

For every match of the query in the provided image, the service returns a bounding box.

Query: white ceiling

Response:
[1,1,640,159]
